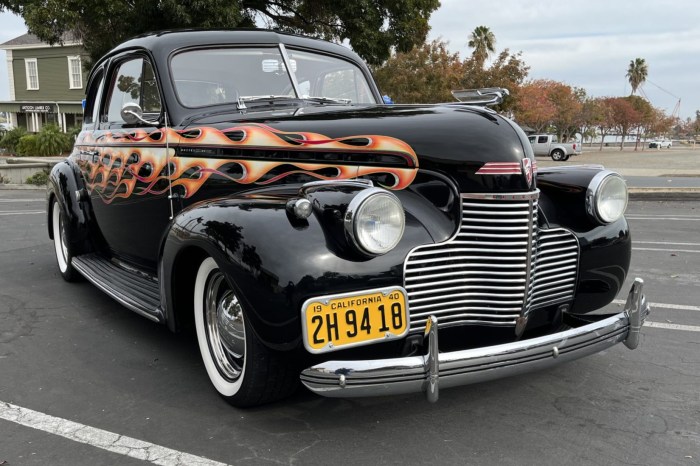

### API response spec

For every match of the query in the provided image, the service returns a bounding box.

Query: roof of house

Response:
[1,32,81,48]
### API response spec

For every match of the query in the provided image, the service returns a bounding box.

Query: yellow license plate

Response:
[302,286,409,354]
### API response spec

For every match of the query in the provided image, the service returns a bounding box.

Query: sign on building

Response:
[20,104,55,113]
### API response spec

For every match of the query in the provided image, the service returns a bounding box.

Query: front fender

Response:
[160,187,435,351]
[537,166,631,314]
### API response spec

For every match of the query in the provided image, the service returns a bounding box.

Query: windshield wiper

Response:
[237,95,298,110]
[235,95,352,110]
[303,96,352,105]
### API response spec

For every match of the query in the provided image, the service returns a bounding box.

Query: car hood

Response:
[180,103,535,193]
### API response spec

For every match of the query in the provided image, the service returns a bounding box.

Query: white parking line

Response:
[635,241,700,246]
[0,199,44,203]
[0,210,44,216]
[632,247,700,254]
[627,217,700,221]
[612,299,700,312]
[644,321,700,332]
[0,401,228,466]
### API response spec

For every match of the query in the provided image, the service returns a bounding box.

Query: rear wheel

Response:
[51,199,79,282]
[551,149,565,161]
[193,257,298,407]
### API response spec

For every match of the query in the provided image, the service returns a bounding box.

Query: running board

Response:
[72,254,163,322]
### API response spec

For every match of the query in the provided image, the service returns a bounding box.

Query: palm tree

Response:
[626,58,648,95]
[468,26,496,68]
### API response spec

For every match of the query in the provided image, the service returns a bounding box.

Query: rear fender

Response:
[47,160,93,254]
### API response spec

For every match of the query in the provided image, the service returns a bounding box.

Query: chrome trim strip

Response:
[461,191,540,201]
[301,280,649,399]
[278,44,301,98]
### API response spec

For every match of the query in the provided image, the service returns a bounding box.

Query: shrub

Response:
[16,134,39,157]
[67,126,82,144]
[26,169,49,186]
[0,127,27,154]
[36,124,70,157]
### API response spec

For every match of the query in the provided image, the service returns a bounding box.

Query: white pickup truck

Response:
[528,134,582,161]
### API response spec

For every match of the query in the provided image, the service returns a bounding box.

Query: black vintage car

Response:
[48,29,649,407]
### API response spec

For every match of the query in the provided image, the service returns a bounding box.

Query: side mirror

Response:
[121,102,144,125]
[121,102,159,126]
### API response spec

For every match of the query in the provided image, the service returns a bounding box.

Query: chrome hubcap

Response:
[204,271,245,381]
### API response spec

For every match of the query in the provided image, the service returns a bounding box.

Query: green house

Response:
[0,33,87,133]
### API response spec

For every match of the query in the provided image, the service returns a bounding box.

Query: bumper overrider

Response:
[301,278,649,402]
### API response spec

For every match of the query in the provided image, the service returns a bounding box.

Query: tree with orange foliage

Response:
[608,97,641,150]
[513,81,557,133]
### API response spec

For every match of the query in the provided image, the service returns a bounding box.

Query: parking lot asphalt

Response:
[0,191,699,466]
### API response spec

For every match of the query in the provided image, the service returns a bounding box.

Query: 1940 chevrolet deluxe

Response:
[48,29,649,407]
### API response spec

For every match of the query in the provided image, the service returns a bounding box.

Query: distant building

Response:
[0,32,87,133]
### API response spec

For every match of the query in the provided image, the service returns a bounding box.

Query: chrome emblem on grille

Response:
[522,158,533,188]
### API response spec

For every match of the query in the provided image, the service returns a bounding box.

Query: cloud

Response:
[429,0,700,118]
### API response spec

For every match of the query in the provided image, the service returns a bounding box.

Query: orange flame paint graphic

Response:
[75,123,418,204]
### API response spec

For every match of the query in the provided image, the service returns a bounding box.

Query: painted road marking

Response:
[644,321,700,332]
[0,210,44,216]
[612,299,700,312]
[0,401,228,466]
[633,247,700,254]
[627,217,700,221]
[0,198,44,203]
[635,241,700,246]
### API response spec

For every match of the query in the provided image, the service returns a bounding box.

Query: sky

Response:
[1,0,698,120]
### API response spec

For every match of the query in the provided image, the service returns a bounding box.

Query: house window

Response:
[68,56,82,89]
[25,58,39,90]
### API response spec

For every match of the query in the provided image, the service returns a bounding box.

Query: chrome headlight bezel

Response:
[586,171,628,224]
[344,188,405,256]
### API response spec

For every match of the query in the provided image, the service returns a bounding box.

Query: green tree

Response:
[626,58,648,95]
[467,25,496,68]
[0,0,440,66]
[374,39,465,103]
[36,124,70,156]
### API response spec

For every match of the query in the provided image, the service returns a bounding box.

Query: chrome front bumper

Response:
[300,278,649,402]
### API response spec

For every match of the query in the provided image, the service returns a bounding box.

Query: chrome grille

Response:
[404,191,578,333]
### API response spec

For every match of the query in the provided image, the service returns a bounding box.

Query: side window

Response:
[528,136,535,144]
[537,136,548,144]
[83,70,105,129]
[105,58,161,125]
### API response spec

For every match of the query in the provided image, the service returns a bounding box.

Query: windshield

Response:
[286,49,376,104]
[170,46,376,108]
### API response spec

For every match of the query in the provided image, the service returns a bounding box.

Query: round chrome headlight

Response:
[344,188,405,255]
[587,171,628,224]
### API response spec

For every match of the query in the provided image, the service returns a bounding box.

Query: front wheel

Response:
[551,149,565,161]
[51,199,79,281]
[193,257,298,407]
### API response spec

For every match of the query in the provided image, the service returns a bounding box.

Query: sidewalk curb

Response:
[0,184,45,190]
[628,187,700,200]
